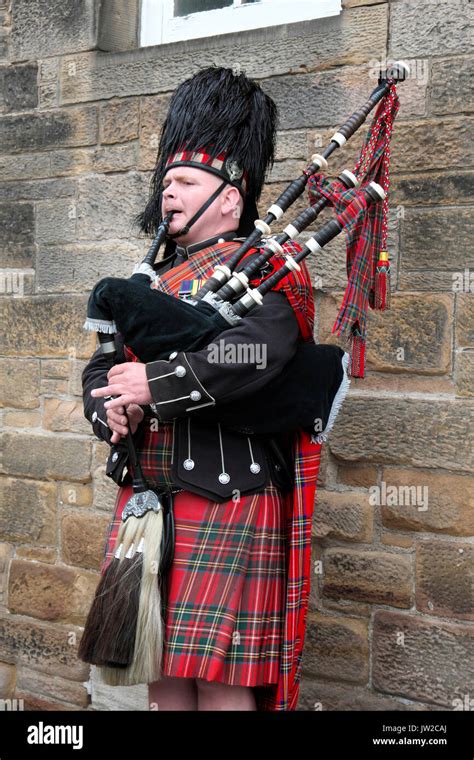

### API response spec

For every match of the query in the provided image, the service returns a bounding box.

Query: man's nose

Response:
[163,183,176,198]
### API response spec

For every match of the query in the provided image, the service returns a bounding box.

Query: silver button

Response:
[217,237,225,243]
[175,365,186,377]
[250,463,261,474]
[190,390,201,402]
[112,452,119,462]
[92,411,98,422]
[169,351,178,360]
[183,458,195,470]
[218,472,230,484]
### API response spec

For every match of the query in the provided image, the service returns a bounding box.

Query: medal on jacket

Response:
[178,278,205,300]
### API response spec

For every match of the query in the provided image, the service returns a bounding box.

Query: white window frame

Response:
[140,0,341,47]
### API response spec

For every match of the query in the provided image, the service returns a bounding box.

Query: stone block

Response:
[0,106,98,154]
[400,207,473,272]
[391,172,474,207]
[337,464,378,488]
[416,540,474,620]
[8,560,99,625]
[0,177,76,202]
[382,533,414,549]
[36,241,147,293]
[455,351,474,397]
[0,201,34,269]
[431,56,474,116]
[11,0,99,60]
[2,434,92,481]
[4,410,41,428]
[1,295,96,358]
[69,358,88,397]
[275,130,308,161]
[100,97,139,144]
[60,511,109,570]
[456,294,474,348]
[391,117,474,174]
[43,398,92,435]
[263,67,381,130]
[0,358,40,408]
[0,543,13,606]
[322,547,412,607]
[0,477,56,545]
[15,547,57,564]
[76,172,148,240]
[97,0,140,53]
[13,690,79,710]
[380,468,474,536]
[137,94,171,171]
[92,465,120,514]
[41,359,71,379]
[0,63,38,113]
[0,661,15,699]
[329,398,474,472]
[0,613,89,680]
[298,678,440,711]
[49,142,137,176]
[16,665,88,708]
[39,81,59,110]
[35,199,77,245]
[40,378,69,395]
[366,294,453,375]
[302,611,368,682]
[312,490,373,543]
[389,0,473,57]
[373,610,474,707]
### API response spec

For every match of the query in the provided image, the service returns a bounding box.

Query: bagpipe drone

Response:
[78,62,409,686]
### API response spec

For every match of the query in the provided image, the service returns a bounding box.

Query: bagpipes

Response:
[78,61,408,686]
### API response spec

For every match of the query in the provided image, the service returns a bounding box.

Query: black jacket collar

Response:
[174,230,239,259]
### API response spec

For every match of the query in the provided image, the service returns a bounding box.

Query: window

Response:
[140,0,341,47]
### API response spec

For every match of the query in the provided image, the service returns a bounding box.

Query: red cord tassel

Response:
[374,250,390,310]
[351,332,366,378]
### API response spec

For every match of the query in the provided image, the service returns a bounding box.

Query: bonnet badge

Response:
[225,158,243,182]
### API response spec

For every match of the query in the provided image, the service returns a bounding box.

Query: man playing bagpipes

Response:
[79,63,405,711]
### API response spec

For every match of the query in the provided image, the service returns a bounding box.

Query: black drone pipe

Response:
[213,169,359,303]
[194,61,408,300]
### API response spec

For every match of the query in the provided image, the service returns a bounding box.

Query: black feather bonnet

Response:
[135,66,278,240]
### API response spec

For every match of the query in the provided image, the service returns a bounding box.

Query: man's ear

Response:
[221,185,242,216]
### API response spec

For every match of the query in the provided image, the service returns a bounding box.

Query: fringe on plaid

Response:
[307,82,400,377]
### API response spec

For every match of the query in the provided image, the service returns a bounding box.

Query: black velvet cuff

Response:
[145,351,215,422]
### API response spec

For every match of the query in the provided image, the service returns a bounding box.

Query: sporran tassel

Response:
[93,537,143,668]
[78,553,122,665]
[98,506,165,686]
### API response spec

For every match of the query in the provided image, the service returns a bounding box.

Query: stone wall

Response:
[0,0,472,711]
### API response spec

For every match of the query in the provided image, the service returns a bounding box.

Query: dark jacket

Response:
[81,233,301,502]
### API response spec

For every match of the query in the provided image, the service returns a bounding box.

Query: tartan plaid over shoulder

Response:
[142,237,322,710]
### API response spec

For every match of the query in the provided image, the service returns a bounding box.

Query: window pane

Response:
[174,0,233,16]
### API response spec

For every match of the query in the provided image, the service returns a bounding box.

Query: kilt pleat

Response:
[101,482,288,688]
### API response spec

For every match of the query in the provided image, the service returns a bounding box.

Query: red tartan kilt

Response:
[102,482,288,688]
